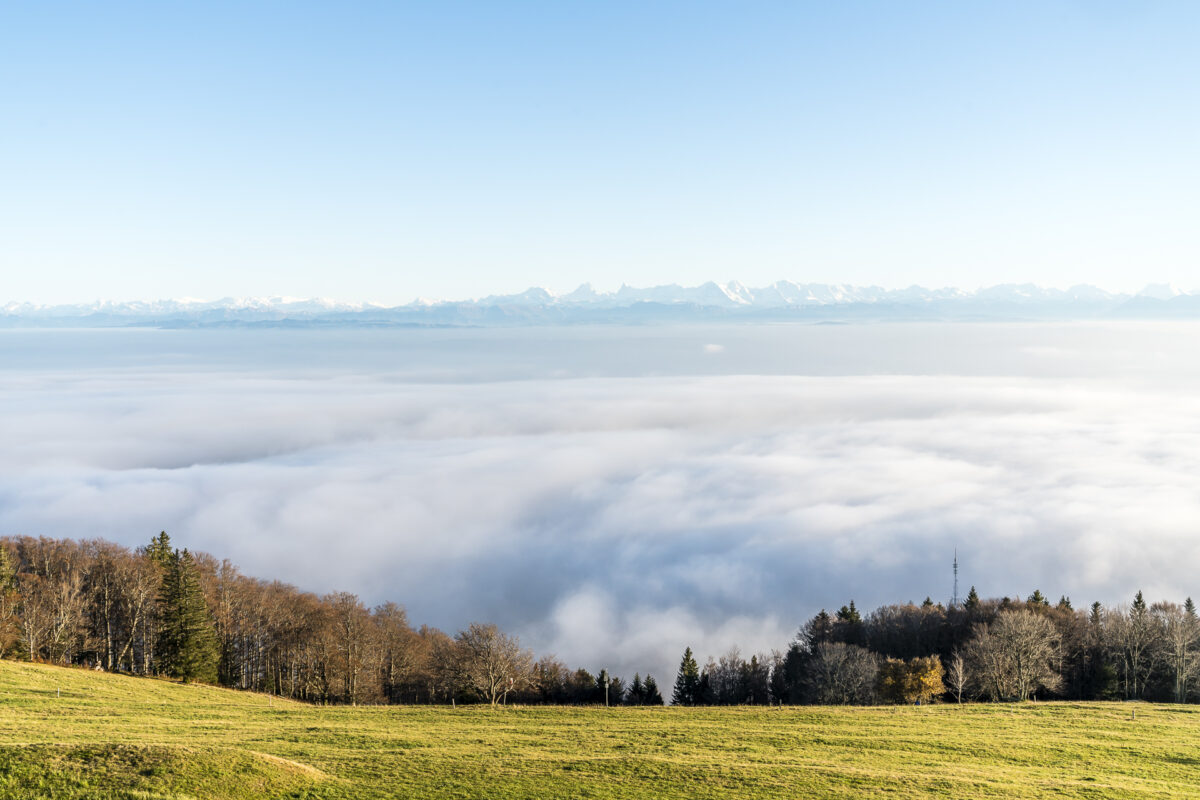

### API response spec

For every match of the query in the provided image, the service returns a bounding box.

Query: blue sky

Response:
[3,1,1199,303]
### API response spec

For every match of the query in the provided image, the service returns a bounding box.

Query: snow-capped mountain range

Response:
[3,282,1198,327]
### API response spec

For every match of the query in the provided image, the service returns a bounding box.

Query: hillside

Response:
[1,661,1199,799]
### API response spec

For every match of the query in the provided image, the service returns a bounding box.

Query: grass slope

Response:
[1,661,1199,799]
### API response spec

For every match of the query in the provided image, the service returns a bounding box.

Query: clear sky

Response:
[3,1,1199,304]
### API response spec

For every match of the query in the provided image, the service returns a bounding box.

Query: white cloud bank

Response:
[3,323,1200,681]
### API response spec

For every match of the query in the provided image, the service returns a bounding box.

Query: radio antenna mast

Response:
[952,549,960,608]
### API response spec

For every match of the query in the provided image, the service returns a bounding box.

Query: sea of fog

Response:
[3,322,1200,681]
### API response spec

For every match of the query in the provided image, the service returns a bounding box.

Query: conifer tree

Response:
[141,531,176,675]
[836,600,865,644]
[965,586,980,611]
[158,549,219,683]
[1132,590,1147,616]
[806,610,835,646]
[145,532,174,570]
[628,673,645,705]
[836,601,861,624]
[594,669,623,705]
[672,647,700,706]
[643,674,664,705]
[696,667,712,705]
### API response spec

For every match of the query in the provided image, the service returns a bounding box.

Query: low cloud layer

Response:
[3,324,1200,681]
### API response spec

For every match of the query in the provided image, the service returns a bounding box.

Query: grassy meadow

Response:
[1,660,1198,799]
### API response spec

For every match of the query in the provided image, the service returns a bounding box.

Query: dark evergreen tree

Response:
[837,601,861,624]
[627,673,645,705]
[672,647,701,706]
[768,651,788,704]
[836,601,865,645]
[743,654,771,704]
[805,610,835,647]
[1027,589,1048,607]
[158,549,219,683]
[1086,658,1119,700]
[1132,590,1147,616]
[696,667,712,705]
[1057,595,1072,611]
[141,531,176,675]
[594,670,624,705]
[965,586,980,611]
[145,532,174,570]
[780,636,815,703]
[642,675,664,705]
[1082,601,1118,700]
[609,675,626,705]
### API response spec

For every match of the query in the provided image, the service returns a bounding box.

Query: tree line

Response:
[4,533,1197,706]
[0,534,663,706]
[671,589,1200,705]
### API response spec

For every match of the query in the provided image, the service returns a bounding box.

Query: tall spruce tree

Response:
[965,586,981,612]
[1132,590,1147,616]
[836,600,864,644]
[145,532,174,570]
[696,666,712,705]
[643,674,664,705]
[158,549,219,683]
[142,531,176,675]
[628,673,645,705]
[672,647,701,706]
[807,610,835,645]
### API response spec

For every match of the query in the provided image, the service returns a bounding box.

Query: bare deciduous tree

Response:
[946,650,968,703]
[454,623,533,706]
[327,592,372,705]
[805,642,878,705]
[373,602,418,704]
[966,609,1061,701]
[1151,601,1200,704]
[1106,594,1157,700]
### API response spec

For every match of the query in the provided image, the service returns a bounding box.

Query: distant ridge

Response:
[3,281,1197,327]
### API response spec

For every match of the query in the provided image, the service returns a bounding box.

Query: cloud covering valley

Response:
[3,323,1200,681]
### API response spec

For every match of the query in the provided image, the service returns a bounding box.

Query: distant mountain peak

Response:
[1137,283,1186,300]
[7,281,1194,327]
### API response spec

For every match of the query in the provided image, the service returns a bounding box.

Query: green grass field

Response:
[1,661,1199,799]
